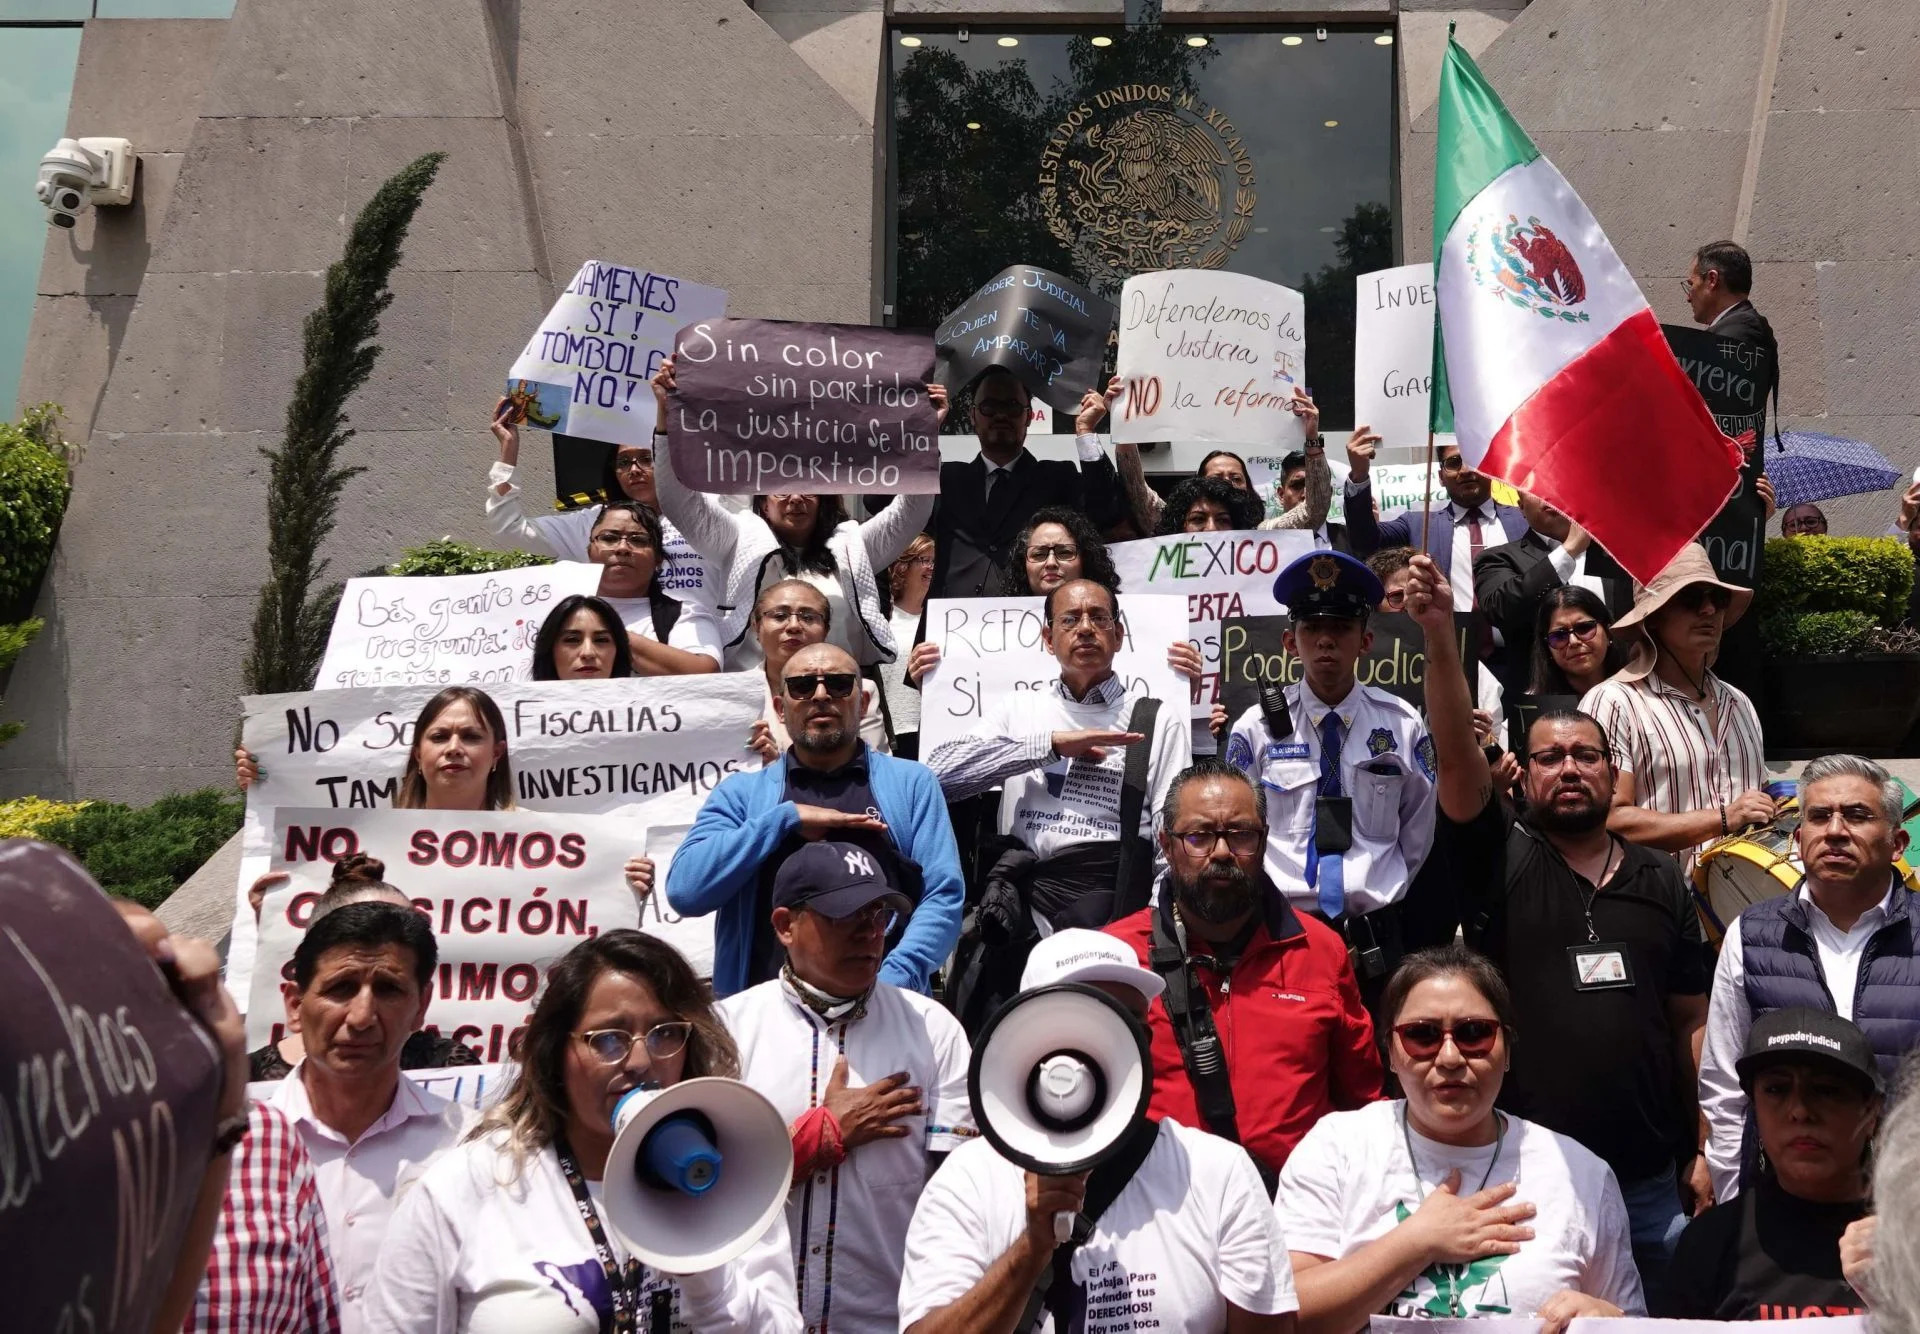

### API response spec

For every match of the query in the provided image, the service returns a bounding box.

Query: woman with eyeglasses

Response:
[750,578,889,761]
[1276,944,1643,1334]
[364,930,802,1333]
[877,534,935,758]
[584,502,722,675]
[648,358,939,672]
[1530,587,1623,698]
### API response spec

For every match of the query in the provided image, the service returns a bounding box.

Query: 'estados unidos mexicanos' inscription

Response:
[1039,83,1258,278]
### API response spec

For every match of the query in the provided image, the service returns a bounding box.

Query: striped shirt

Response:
[1581,666,1766,867]
[185,1101,342,1333]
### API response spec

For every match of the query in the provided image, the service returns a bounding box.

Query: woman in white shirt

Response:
[585,502,723,674]
[875,533,933,757]
[364,930,802,1334]
[1275,943,1644,1334]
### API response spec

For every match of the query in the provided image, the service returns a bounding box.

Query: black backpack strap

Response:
[1110,696,1162,922]
[1019,1118,1161,1331]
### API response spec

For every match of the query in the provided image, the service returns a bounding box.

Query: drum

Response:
[1694,814,1920,944]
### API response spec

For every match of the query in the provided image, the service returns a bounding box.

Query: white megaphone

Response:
[969,983,1152,1241]
[601,1076,794,1273]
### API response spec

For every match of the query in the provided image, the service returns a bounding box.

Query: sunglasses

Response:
[577,1022,693,1065]
[783,671,858,700]
[1392,1019,1502,1060]
[1027,544,1080,564]
[1544,618,1601,648]
[1673,584,1733,613]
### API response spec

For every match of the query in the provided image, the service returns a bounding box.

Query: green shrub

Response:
[0,618,41,747]
[386,538,554,577]
[1759,609,1878,657]
[0,795,89,839]
[0,403,74,610]
[35,788,244,910]
[1760,536,1913,624]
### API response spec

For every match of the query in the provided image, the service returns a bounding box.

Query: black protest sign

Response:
[1664,323,1769,587]
[934,264,1118,413]
[1506,693,1583,757]
[667,319,941,496]
[551,431,614,509]
[0,841,223,1333]
[1217,612,1478,725]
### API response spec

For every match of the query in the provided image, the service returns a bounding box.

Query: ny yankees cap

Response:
[772,840,912,921]
[1735,1007,1883,1097]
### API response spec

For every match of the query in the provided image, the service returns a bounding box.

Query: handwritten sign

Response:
[1664,322,1769,587]
[1353,263,1436,454]
[934,263,1117,412]
[666,318,941,495]
[316,563,604,689]
[244,808,705,1059]
[1217,612,1478,726]
[1113,270,1306,448]
[504,260,727,447]
[918,594,1189,753]
[1,840,223,1334]
[225,673,765,1009]
[1109,531,1314,718]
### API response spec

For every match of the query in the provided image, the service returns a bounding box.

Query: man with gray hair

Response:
[1699,753,1920,1204]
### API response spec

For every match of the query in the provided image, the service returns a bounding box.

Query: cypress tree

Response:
[244,151,446,694]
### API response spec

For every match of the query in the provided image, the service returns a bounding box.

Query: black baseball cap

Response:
[1735,1007,1883,1097]
[772,841,912,921]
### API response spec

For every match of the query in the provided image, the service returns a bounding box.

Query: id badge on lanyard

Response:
[1567,942,1635,991]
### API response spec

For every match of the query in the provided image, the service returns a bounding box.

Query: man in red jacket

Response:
[1105,758,1382,1185]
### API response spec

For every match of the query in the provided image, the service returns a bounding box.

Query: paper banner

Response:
[918,594,1190,751]
[1113,269,1306,448]
[934,264,1118,413]
[666,318,941,495]
[504,260,727,447]
[1353,262,1436,453]
[316,563,604,690]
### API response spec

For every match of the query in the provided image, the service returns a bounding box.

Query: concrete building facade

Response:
[7,0,1917,802]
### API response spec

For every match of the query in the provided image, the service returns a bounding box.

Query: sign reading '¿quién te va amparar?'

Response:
[933,263,1119,413]
[666,318,942,495]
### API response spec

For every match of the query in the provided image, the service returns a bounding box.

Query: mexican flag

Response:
[1430,34,1742,583]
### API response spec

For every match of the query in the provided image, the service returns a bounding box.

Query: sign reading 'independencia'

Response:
[667,318,941,495]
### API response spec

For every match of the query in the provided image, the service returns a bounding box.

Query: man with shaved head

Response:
[669,640,965,998]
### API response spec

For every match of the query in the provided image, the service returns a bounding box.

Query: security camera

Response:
[35,136,135,230]
[957,27,968,42]
[1315,27,1328,41]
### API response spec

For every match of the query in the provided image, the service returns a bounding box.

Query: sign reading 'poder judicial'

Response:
[667,318,941,495]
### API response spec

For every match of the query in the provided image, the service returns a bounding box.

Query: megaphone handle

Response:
[1054,1211,1071,1244]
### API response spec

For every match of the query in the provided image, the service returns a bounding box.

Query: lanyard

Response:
[554,1133,645,1334]
[1399,1105,1511,1318]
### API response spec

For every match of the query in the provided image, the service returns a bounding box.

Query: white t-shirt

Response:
[898,1118,1297,1333]
[717,978,974,1330]
[876,604,924,736]
[600,595,724,667]
[361,1132,802,1334]
[1274,1100,1644,1320]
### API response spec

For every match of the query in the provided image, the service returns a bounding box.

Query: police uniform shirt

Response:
[1223,680,1437,917]
[716,976,975,1332]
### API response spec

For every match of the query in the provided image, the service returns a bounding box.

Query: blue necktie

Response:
[1308,710,1347,918]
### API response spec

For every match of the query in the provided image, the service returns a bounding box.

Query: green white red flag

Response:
[1429,34,1742,583]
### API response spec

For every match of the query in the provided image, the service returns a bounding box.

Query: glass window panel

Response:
[889,26,1396,431]
[0,2,88,18]
[0,26,83,412]
[97,0,235,16]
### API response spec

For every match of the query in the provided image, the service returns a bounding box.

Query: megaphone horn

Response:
[602,1077,795,1274]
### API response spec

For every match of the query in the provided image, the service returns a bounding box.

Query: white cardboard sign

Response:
[1353,262,1437,454]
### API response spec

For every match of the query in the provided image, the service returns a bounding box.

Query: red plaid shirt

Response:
[184,1101,342,1334]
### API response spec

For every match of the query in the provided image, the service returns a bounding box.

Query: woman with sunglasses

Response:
[585,502,723,675]
[1276,944,1643,1334]
[1530,587,1624,698]
[364,930,802,1333]
[648,357,940,672]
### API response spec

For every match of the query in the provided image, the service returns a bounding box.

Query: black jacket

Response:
[928,448,1127,600]
[1474,532,1634,695]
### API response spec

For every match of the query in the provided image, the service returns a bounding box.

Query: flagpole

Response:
[1418,428,1436,550]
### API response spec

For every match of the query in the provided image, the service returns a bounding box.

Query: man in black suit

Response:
[927,367,1128,599]
[1474,491,1634,698]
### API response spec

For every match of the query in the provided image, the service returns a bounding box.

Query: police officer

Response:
[1223,550,1436,994]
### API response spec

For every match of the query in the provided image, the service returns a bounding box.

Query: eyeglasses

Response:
[591,530,654,550]
[1544,618,1601,649]
[1171,827,1266,858]
[1803,803,1887,829]
[577,1022,694,1065]
[905,555,936,569]
[1379,587,1408,610]
[973,397,1030,420]
[1027,544,1080,564]
[805,901,897,932]
[783,671,859,700]
[1393,1019,1503,1060]
[1055,610,1116,632]
[613,454,654,474]
[1673,584,1733,613]
[1526,745,1609,771]
[759,607,826,628]
[1439,456,1465,473]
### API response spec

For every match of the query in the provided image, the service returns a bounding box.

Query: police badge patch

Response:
[1366,727,1396,757]
[1415,735,1437,779]
[1309,554,1341,590]
[1225,732,1254,773]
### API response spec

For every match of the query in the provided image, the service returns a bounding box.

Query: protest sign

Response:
[251,1062,511,1108]
[243,807,701,1058]
[934,263,1117,413]
[1109,530,1315,718]
[918,594,1189,752]
[316,563,604,689]
[1353,263,1436,454]
[226,673,765,1007]
[1506,692,1582,755]
[1663,322,1769,587]
[666,318,940,495]
[1373,1318,1863,1334]
[1216,612,1478,726]
[1,841,223,1334]
[504,260,726,448]
[1112,270,1307,449]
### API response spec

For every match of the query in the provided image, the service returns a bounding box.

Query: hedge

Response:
[1759,536,1914,625]
[0,795,89,840]
[32,788,244,910]
[386,538,554,577]
[0,403,73,611]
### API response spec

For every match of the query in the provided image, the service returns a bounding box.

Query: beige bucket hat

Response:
[1611,543,1752,681]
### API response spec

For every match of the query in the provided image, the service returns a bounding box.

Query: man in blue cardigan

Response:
[667,642,964,998]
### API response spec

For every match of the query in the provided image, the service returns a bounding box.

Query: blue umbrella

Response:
[1766,430,1903,509]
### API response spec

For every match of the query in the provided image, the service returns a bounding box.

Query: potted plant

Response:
[1757,536,1920,756]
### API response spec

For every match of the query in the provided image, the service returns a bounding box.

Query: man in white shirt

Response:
[266,902,473,1329]
[718,839,974,1332]
[1698,753,1920,1205]
[899,928,1298,1333]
